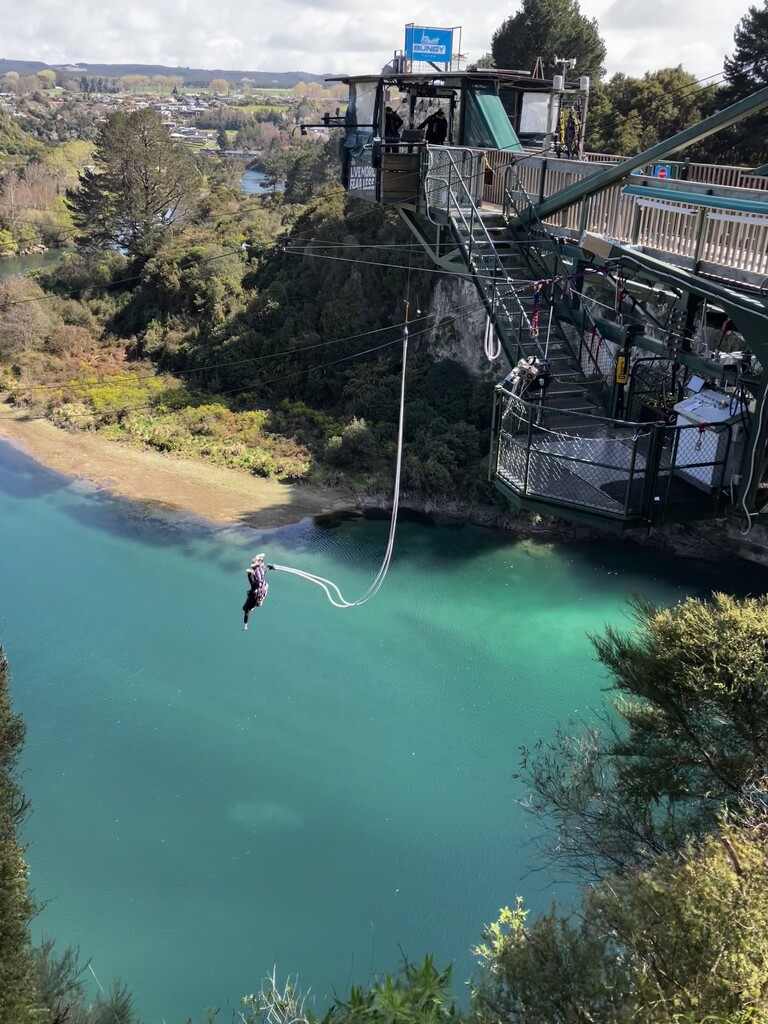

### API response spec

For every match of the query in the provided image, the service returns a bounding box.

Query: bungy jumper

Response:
[242,553,275,629]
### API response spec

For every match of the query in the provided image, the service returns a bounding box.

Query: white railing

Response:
[497,153,768,278]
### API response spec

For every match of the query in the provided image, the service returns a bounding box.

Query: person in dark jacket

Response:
[242,553,275,629]
[384,105,403,147]
[418,108,448,145]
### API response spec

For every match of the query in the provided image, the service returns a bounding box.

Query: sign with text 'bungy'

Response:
[404,25,454,63]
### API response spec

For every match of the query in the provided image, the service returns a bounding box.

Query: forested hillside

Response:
[0,59,327,88]
[0,114,496,507]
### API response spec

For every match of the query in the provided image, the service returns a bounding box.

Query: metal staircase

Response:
[503,164,618,417]
[421,149,730,529]
[424,147,601,419]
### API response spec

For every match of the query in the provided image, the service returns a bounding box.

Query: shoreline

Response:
[0,406,357,530]
[3,405,767,569]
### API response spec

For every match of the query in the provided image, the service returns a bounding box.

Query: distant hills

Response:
[0,59,329,88]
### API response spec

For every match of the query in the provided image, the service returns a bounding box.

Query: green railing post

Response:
[489,388,501,481]
[638,423,665,520]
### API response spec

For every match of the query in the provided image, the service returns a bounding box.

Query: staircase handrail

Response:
[425,146,544,362]
[504,162,616,381]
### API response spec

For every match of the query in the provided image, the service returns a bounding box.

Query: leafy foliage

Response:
[32,938,141,1023]
[473,900,633,1024]
[323,957,458,1024]
[0,109,42,161]
[521,594,768,879]
[0,649,36,1024]
[586,67,718,155]
[474,825,768,1024]
[241,957,459,1024]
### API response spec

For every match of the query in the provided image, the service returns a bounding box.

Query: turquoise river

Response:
[1,437,766,1021]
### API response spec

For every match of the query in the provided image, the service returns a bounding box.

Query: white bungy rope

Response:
[271,329,408,608]
[484,314,502,362]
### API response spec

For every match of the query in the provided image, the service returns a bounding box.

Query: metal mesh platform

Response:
[493,389,731,524]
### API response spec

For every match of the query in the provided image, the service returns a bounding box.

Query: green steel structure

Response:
[334,70,768,531]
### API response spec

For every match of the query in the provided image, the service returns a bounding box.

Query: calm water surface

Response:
[240,169,277,195]
[0,250,63,281]
[1,440,765,1021]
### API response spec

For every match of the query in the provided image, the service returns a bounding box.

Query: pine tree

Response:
[491,0,606,81]
[708,1,768,164]
[66,109,202,259]
[724,0,768,99]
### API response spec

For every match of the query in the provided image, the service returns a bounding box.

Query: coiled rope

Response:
[271,327,409,607]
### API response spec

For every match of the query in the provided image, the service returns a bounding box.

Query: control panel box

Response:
[673,388,746,491]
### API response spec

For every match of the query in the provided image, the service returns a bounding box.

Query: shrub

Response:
[325,417,379,469]
[46,324,92,357]
[0,228,17,253]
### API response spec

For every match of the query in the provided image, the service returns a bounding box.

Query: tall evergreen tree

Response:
[724,0,768,99]
[0,648,36,1024]
[66,109,202,260]
[706,0,768,164]
[491,0,606,81]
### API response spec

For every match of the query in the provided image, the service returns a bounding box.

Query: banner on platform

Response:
[404,25,454,63]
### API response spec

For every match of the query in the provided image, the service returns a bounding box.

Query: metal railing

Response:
[504,163,618,391]
[576,324,618,382]
[495,152,768,278]
[493,386,732,523]
[424,146,544,363]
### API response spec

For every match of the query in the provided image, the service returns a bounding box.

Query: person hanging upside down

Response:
[242,553,275,630]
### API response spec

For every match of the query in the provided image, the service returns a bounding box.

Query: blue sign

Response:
[404,25,453,62]
[654,164,672,179]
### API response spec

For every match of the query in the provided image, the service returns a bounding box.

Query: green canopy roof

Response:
[464,83,522,153]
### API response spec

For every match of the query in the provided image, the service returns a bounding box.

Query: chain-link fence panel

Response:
[494,389,732,523]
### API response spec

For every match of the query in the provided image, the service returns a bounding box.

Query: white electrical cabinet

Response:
[673,387,746,492]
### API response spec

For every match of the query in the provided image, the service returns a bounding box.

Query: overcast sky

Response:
[2,0,750,81]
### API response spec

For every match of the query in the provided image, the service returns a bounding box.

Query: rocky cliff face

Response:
[420,274,505,380]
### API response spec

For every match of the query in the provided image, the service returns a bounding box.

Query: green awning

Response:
[464,83,522,153]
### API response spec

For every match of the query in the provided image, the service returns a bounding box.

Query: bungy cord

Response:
[484,313,501,361]
[271,327,409,607]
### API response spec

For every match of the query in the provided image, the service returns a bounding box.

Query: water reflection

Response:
[0,249,63,281]
[240,169,279,195]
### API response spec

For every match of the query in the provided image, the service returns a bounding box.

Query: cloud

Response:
[0,0,749,79]
[596,0,740,78]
